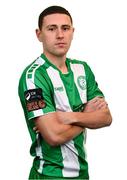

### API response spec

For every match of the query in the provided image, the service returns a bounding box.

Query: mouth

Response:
[55,42,66,46]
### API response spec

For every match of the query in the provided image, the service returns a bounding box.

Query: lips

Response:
[55,42,66,46]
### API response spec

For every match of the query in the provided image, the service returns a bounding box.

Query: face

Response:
[36,13,74,57]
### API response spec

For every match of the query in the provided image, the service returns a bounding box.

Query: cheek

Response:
[67,34,73,44]
[66,32,73,41]
[70,33,74,40]
[42,37,54,50]
[43,35,54,45]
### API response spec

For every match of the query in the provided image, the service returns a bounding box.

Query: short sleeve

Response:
[18,69,56,121]
[85,63,104,101]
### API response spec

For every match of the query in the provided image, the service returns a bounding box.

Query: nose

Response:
[56,29,64,39]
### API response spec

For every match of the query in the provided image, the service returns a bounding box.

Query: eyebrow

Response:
[46,24,71,28]
[46,24,57,28]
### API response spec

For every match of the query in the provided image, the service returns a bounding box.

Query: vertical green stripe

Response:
[41,141,63,177]
[60,72,82,112]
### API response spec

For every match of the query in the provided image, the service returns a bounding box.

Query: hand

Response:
[84,97,108,113]
[33,126,40,133]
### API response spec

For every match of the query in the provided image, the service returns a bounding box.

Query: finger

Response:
[92,99,107,110]
[84,104,96,112]
[35,130,40,133]
[85,97,106,111]
[94,97,106,105]
[93,100,102,108]
[33,127,37,131]
[33,127,40,133]
[88,97,104,106]
[97,102,108,109]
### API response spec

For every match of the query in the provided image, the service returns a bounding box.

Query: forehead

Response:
[43,13,72,26]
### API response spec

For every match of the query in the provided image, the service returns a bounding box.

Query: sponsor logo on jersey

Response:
[77,76,86,90]
[54,86,64,92]
[24,88,46,111]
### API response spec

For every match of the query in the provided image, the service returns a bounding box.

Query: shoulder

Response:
[19,56,46,83]
[18,61,35,84]
[67,58,95,81]
[68,58,85,64]
[67,58,91,70]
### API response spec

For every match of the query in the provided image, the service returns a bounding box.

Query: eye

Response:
[48,28,54,31]
[47,26,57,31]
[62,26,70,31]
[62,25,71,31]
[64,27,69,31]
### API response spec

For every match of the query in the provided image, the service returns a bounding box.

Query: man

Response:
[18,5,112,180]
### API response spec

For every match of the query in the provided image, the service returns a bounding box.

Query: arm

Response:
[57,97,112,129]
[57,108,112,129]
[35,113,84,146]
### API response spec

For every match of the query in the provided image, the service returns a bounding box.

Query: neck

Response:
[43,51,68,73]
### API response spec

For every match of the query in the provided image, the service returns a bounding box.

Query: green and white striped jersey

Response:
[18,54,104,179]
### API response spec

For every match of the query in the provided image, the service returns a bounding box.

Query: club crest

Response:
[77,76,86,90]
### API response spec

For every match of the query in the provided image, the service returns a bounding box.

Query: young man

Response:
[18,6,112,179]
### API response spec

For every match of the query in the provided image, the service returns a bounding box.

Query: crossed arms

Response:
[35,97,112,146]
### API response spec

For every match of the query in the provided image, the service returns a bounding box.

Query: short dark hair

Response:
[38,6,73,30]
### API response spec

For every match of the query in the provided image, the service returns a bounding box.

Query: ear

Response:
[35,29,43,42]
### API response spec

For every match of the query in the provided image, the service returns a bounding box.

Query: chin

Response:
[55,50,68,57]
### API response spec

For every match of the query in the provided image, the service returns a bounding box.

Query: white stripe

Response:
[31,57,45,83]
[26,79,35,89]
[47,67,72,112]
[38,160,44,174]
[70,63,87,103]
[35,134,43,157]
[61,141,80,177]
[35,134,45,173]
[46,66,80,177]
[35,56,45,65]
[83,129,88,161]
